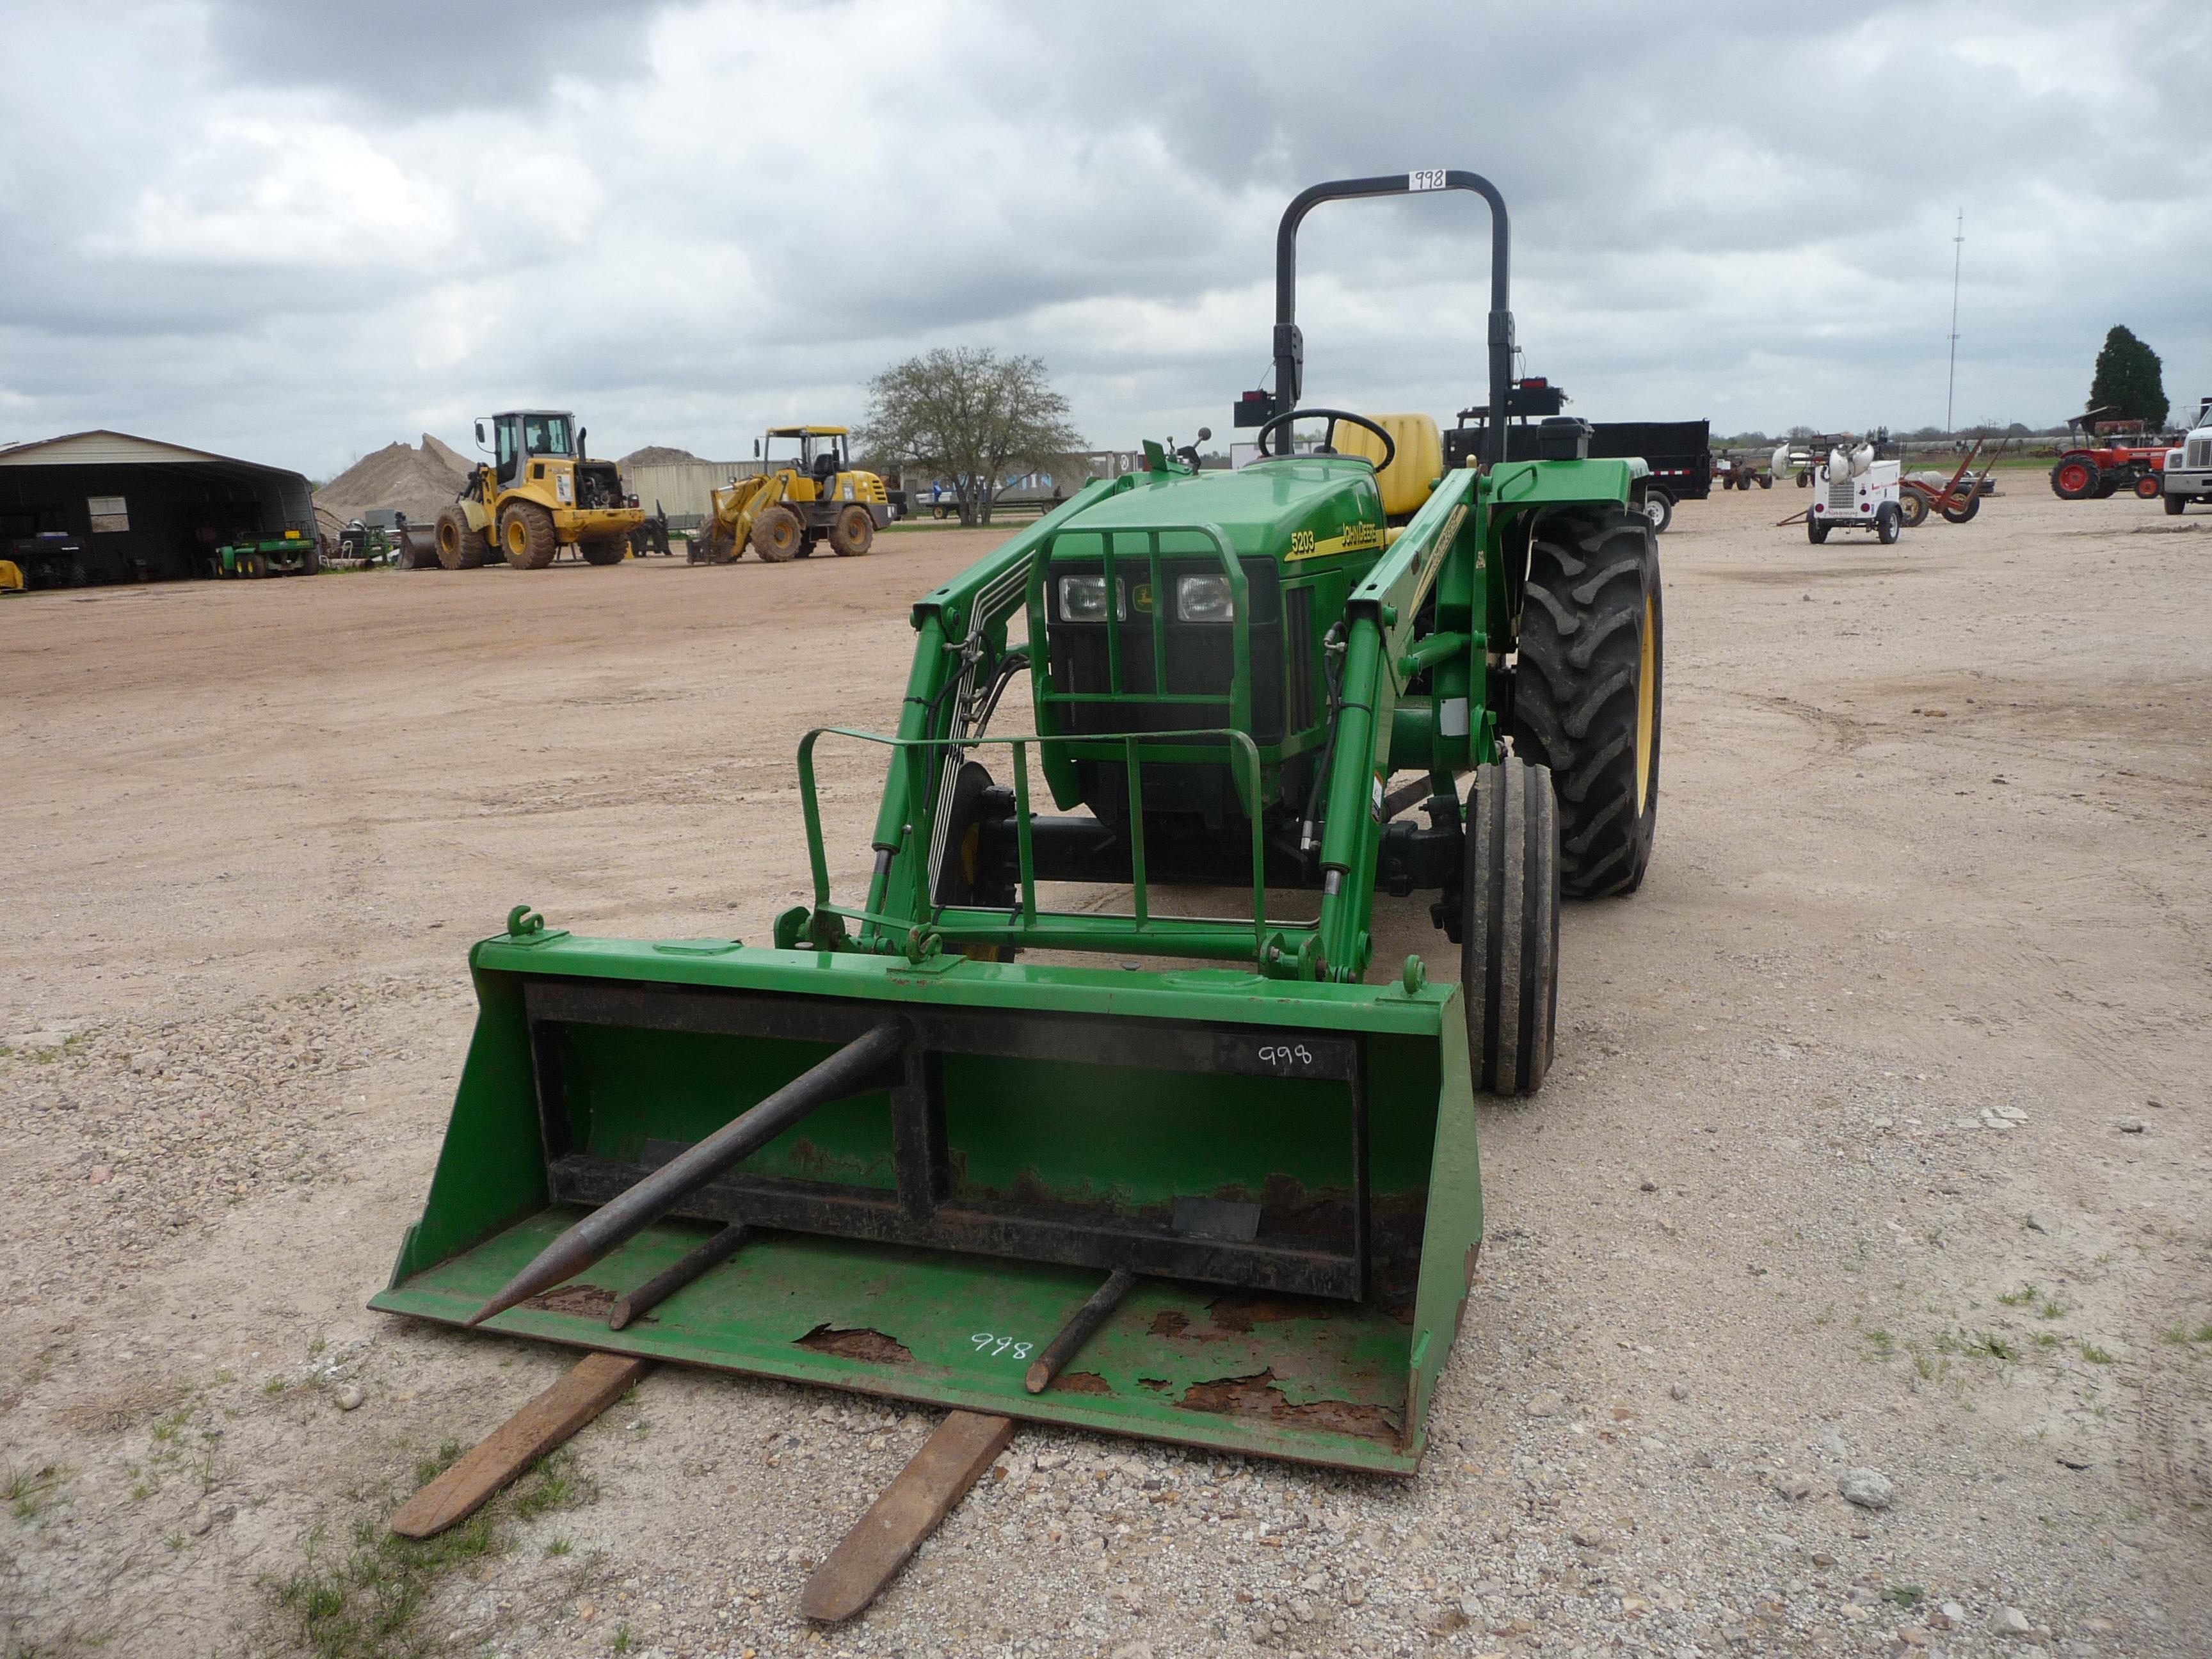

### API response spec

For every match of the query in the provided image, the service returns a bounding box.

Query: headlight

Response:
[1175,573,1235,622]
[1057,574,1125,621]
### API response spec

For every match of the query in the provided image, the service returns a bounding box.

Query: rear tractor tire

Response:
[435,506,488,570]
[2049,458,2098,499]
[1511,504,1663,897]
[579,536,627,566]
[751,505,803,563]
[499,503,558,570]
[830,504,875,556]
[1461,757,1560,1096]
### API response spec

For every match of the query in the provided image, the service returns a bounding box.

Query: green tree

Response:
[857,347,1084,526]
[2087,326,2168,429]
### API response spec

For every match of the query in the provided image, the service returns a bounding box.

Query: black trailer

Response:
[1443,380,1710,533]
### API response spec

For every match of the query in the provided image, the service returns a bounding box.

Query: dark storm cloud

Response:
[0,0,2206,472]
[204,0,662,108]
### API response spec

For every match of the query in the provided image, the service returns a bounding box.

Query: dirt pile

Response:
[314,435,470,525]
[620,444,709,469]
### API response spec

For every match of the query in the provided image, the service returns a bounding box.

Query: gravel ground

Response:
[1,492,2206,1658]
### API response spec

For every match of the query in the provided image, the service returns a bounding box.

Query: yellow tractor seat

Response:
[1334,413,1443,521]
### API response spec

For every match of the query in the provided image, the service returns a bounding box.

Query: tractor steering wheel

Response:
[1253,407,1397,475]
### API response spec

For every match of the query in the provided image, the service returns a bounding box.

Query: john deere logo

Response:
[1132,582,1153,613]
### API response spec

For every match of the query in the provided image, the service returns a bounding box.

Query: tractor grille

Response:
[1046,556,1285,742]
[1826,476,1857,511]
[1285,584,1315,734]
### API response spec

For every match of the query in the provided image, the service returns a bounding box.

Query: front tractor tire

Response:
[1462,758,1560,1096]
[499,503,558,570]
[751,505,803,563]
[830,504,876,556]
[434,506,488,570]
[579,536,627,566]
[1511,504,1663,898]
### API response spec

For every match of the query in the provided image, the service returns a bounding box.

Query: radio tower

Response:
[1945,210,1964,431]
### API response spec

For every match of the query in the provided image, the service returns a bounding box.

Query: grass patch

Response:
[2080,1342,2118,1365]
[1861,1328,1896,1359]
[613,1625,632,1655]
[1997,1285,2039,1308]
[2038,1297,2065,1320]
[1963,1331,2017,1362]
[1882,1585,1924,1609]
[6,1462,74,1523]
[269,1512,499,1659]
[264,1442,600,1658]
[2158,1320,2212,1346]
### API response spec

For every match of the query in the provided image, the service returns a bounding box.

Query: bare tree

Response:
[856,347,1084,526]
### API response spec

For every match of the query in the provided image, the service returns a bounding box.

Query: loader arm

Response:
[705,472,785,549]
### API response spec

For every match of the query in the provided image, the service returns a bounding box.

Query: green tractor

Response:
[375,172,1662,1477]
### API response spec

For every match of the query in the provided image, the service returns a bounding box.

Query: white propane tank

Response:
[1771,443,1790,479]
[1849,443,1874,477]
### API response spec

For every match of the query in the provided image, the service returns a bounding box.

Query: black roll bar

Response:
[1270,170,1514,469]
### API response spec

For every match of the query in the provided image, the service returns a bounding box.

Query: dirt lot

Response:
[3,489,2208,1659]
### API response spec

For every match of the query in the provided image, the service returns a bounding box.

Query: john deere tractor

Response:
[377,172,1663,1476]
[435,411,645,570]
[692,425,892,563]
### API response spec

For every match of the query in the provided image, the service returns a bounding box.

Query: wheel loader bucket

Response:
[372,918,1482,1475]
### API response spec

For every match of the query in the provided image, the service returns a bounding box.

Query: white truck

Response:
[2162,396,2212,517]
[1797,441,1903,544]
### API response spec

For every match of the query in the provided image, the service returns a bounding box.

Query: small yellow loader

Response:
[435,411,645,571]
[691,426,891,565]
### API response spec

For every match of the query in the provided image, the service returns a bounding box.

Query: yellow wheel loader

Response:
[434,411,645,571]
[690,426,892,565]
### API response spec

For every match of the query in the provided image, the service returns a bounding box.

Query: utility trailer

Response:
[374,171,1665,1620]
[209,529,321,578]
[1440,380,1708,532]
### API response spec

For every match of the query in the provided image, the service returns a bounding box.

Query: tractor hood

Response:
[1055,458,1385,564]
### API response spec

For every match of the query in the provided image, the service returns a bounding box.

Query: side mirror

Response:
[577,426,588,458]
[474,421,486,447]
[753,438,762,459]
[1198,427,1212,444]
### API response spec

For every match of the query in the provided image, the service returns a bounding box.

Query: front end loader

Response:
[693,426,892,564]
[376,172,1663,1479]
[435,410,645,570]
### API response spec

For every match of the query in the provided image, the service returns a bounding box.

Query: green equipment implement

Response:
[373,171,1664,1477]
[211,529,321,579]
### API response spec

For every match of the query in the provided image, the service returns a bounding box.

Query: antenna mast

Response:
[1945,209,1964,431]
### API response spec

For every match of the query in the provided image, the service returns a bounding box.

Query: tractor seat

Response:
[1334,413,1443,522]
[812,452,840,481]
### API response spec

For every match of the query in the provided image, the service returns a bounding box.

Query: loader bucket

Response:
[372,922,1481,1475]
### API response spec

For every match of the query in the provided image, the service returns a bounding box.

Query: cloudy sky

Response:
[3,0,2207,476]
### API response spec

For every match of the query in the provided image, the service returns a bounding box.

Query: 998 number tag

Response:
[971,1332,1033,1361]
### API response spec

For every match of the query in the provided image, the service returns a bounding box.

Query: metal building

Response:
[0,429,316,586]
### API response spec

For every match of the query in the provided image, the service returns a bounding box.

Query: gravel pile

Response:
[313,434,470,525]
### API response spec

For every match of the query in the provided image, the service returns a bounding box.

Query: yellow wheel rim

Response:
[504,517,525,557]
[1635,592,1655,815]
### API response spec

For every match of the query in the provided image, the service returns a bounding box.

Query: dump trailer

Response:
[375,172,1663,1480]
[692,426,891,563]
[435,411,645,570]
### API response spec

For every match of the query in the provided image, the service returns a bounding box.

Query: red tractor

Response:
[2050,410,2171,501]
